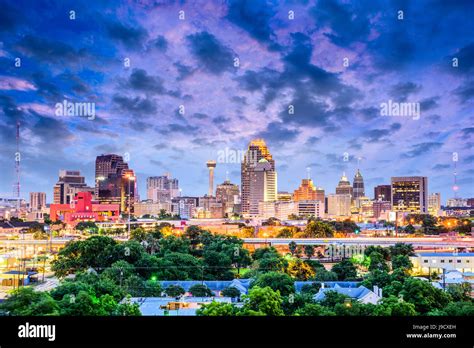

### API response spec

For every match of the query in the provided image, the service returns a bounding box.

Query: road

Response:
[242,237,474,248]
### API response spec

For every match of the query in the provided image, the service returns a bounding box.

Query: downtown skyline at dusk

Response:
[0,0,473,202]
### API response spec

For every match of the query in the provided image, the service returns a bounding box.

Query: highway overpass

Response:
[242,237,474,249]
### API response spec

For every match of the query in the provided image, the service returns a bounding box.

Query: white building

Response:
[296,200,325,218]
[327,194,351,217]
[410,252,474,274]
[248,159,277,216]
[134,201,172,217]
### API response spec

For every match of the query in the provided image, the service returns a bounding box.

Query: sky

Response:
[0,0,473,204]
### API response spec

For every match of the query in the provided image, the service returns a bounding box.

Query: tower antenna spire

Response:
[15,121,21,211]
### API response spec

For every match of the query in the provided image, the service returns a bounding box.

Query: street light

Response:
[126,175,135,239]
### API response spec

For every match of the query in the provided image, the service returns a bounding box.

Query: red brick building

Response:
[50,191,120,226]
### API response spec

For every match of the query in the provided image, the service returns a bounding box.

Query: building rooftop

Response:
[415,252,474,257]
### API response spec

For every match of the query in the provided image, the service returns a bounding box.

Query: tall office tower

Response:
[206,160,217,196]
[95,154,128,196]
[95,154,136,212]
[335,172,353,197]
[352,169,365,200]
[248,158,277,216]
[216,180,240,215]
[327,194,352,217]
[241,139,275,214]
[277,192,292,202]
[147,174,180,202]
[30,192,46,211]
[374,184,391,201]
[53,170,94,204]
[428,193,441,216]
[391,176,428,213]
[293,179,321,201]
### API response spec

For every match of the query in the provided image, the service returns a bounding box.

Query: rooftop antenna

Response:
[14,121,21,211]
[453,158,459,198]
[306,166,311,180]
[225,170,229,181]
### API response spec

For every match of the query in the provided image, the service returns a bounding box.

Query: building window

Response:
[448,260,453,263]
[441,260,445,263]
[457,260,461,263]
[423,260,428,263]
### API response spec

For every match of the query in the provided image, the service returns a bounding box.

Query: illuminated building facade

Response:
[391,176,428,213]
[53,170,94,204]
[248,158,277,216]
[335,173,353,198]
[293,179,324,202]
[374,185,391,201]
[49,191,120,226]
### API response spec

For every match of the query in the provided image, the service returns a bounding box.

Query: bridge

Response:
[0,236,473,250]
[242,237,474,249]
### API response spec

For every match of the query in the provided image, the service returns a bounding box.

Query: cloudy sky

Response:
[0,0,473,204]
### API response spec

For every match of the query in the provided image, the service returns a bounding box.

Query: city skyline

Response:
[0,0,473,201]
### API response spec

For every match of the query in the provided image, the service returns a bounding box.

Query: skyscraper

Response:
[352,169,365,200]
[30,192,46,211]
[147,174,180,203]
[293,179,324,202]
[335,172,353,197]
[374,185,391,201]
[241,139,275,214]
[53,170,94,204]
[216,180,240,215]
[249,158,277,216]
[428,192,441,216]
[95,154,136,212]
[391,176,428,213]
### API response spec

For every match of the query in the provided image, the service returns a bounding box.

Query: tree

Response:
[319,291,350,307]
[156,252,203,280]
[252,272,295,297]
[130,227,147,242]
[391,255,413,271]
[197,301,236,316]
[286,258,315,280]
[277,227,295,238]
[304,245,315,259]
[164,285,185,297]
[375,296,417,316]
[0,287,59,316]
[203,250,233,280]
[313,269,338,281]
[158,236,190,256]
[288,241,297,256]
[52,236,118,277]
[300,283,322,296]
[253,247,279,261]
[189,284,213,297]
[364,246,390,260]
[404,224,415,234]
[332,260,357,280]
[295,303,335,316]
[401,278,452,314]
[368,252,389,272]
[222,287,241,299]
[361,269,392,290]
[241,286,284,316]
[185,225,205,249]
[446,283,472,302]
[389,243,415,258]
[304,221,334,238]
[101,260,136,285]
[255,254,288,273]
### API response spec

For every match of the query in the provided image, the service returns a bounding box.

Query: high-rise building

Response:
[428,193,441,216]
[277,192,292,202]
[391,176,428,213]
[352,169,365,200]
[241,139,275,214]
[327,194,352,217]
[171,196,198,219]
[206,160,217,196]
[53,170,94,204]
[95,154,136,212]
[373,200,391,219]
[335,172,353,197]
[293,179,324,202]
[30,192,46,211]
[446,198,468,207]
[374,185,391,201]
[248,158,277,216]
[147,174,180,203]
[216,180,240,215]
